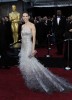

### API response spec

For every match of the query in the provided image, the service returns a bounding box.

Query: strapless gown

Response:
[19,26,72,93]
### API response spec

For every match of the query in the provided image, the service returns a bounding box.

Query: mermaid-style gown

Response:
[19,26,72,93]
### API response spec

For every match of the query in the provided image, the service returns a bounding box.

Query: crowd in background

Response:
[0,10,72,54]
[19,11,72,48]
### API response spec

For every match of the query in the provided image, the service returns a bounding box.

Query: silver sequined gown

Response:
[19,26,72,93]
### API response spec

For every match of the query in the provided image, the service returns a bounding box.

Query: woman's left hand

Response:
[32,50,37,56]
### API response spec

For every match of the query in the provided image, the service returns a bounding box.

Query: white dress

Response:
[19,26,72,93]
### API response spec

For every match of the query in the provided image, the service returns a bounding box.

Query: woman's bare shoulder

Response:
[30,22,35,28]
[22,24,25,27]
[29,22,34,25]
[22,24,25,28]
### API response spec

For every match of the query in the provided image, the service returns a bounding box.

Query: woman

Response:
[19,11,72,93]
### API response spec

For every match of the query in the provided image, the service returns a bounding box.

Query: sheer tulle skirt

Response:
[19,35,72,93]
[19,39,72,93]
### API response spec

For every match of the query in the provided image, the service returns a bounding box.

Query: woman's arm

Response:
[31,23,36,54]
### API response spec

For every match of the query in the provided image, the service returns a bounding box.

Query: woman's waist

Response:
[22,38,32,43]
[22,36,31,40]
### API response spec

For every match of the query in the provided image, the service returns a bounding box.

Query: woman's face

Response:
[22,13,30,23]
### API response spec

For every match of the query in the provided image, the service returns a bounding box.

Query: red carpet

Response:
[36,46,64,58]
[0,66,72,100]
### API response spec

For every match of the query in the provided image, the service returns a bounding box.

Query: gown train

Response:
[19,26,72,93]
